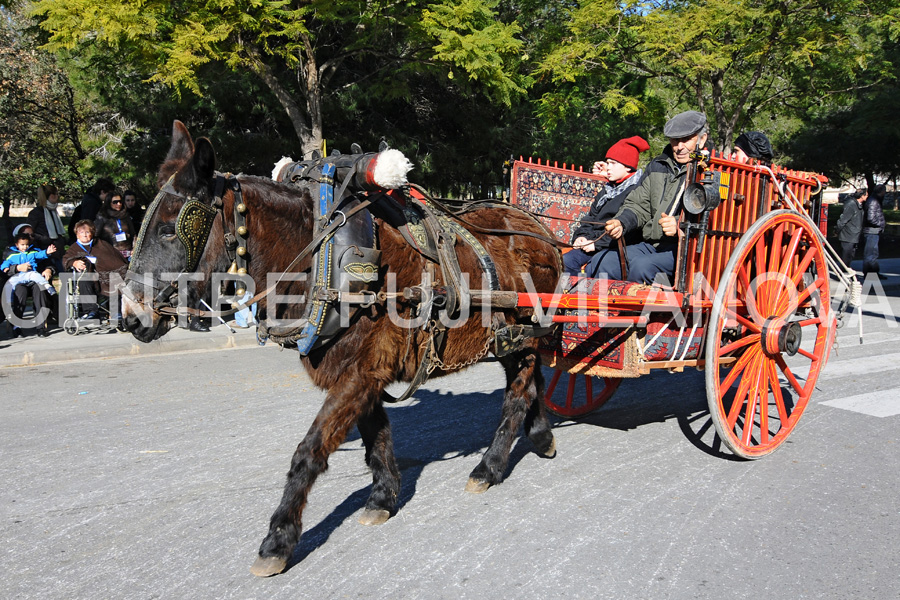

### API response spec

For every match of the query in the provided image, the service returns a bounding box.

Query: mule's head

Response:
[122,120,220,342]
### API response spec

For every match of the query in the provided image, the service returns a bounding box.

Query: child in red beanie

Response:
[565,135,650,276]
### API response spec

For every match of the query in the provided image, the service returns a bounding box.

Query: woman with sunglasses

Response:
[92,188,137,260]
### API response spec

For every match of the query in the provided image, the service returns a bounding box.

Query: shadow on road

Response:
[282,368,752,569]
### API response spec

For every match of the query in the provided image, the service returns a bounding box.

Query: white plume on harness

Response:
[371,149,414,189]
[272,156,294,182]
[271,149,413,190]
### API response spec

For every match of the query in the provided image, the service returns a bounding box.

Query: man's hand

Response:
[592,161,607,177]
[16,263,32,272]
[72,259,87,271]
[659,213,679,237]
[572,237,596,253]
[605,219,624,240]
[41,268,53,281]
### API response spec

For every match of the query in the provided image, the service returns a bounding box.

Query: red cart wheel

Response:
[543,369,622,418]
[706,210,835,459]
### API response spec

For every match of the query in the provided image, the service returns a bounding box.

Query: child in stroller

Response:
[1,230,58,336]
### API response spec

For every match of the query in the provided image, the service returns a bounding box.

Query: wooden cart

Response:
[510,152,854,458]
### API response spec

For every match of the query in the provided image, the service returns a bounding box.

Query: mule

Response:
[121,121,562,576]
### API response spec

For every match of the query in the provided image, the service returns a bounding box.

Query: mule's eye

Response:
[158,223,176,241]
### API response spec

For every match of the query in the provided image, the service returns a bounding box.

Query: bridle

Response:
[125,172,239,317]
[124,169,380,320]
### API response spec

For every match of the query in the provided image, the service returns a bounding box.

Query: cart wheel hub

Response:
[762,317,802,356]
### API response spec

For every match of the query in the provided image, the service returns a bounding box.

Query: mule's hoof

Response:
[542,438,557,458]
[358,509,391,526]
[250,555,287,577]
[465,477,491,494]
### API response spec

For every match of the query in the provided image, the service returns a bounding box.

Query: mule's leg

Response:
[466,348,555,494]
[250,390,367,577]
[522,354,556,458]
[356,402,401,526]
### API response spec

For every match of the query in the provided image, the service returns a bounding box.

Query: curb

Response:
[0,327,262,368]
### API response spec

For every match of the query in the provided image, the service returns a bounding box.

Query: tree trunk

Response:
[300,34,324,159]
[247,48,322,158]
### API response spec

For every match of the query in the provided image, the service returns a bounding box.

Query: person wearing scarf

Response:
[27,184,67,272]
[563,135,650,276]
[63,220,128,324]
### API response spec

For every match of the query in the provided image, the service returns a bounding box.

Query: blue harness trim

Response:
[296,163,337,355]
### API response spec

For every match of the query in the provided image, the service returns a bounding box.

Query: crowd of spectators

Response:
[1,179,142,338]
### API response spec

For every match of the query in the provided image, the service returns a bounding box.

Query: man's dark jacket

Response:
[835,197,864,243]
[615,146,688,247]
[864,195,886,234]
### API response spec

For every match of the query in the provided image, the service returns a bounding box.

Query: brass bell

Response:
[236,246,247,256]
[227,262,238,274]
[236,288,246,297]
[237,203,247,214]
[237,225,248,236]
[237,268,247,275]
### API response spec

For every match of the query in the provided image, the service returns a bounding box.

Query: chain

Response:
[425,324,493,374]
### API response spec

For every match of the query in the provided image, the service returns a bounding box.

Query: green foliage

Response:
[0,5,87,206]
[535,0,900,153]
[7,0,900,197]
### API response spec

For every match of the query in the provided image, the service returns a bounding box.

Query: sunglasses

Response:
[111,200,124,205]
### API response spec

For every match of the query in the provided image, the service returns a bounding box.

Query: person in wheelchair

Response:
[63,220,128,325]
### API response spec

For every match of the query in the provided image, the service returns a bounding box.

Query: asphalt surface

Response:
[2,259,900,599]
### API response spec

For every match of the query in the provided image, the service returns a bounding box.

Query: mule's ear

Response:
[166,120,195,162]
[191,138,217,183]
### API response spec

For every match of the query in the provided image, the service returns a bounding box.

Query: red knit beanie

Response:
[605,136,651,170]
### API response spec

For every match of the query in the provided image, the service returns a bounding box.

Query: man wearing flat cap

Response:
[598,110,709,283]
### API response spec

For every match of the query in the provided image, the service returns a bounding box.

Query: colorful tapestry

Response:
[510,159,607,242]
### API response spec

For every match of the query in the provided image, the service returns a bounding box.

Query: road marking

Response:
[820,352,900,380]
[821,390,900,418]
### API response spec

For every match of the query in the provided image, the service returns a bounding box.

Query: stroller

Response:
[62,268,115,335]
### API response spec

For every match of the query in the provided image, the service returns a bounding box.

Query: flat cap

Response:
[663,110,707,138]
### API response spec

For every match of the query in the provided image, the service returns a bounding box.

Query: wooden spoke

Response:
[768,357,789,424]
[727,352,760,429]
[720,345,757,392]
[775,354,806,396]
[718,333,760,356]
[543,370,622,418]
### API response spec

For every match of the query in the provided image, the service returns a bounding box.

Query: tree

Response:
[786,41,900,188]
[31,0,528,158]
[535,0,900,153]
[0,4,87,229]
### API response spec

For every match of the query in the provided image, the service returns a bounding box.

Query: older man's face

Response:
[669,132,708,164]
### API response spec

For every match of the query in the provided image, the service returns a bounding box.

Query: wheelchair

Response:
[62,268,114,335]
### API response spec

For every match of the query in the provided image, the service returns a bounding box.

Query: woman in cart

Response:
[563,135,650,276]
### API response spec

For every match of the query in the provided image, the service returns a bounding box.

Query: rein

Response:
[406,184,612,250]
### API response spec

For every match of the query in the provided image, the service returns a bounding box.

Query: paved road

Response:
[2,277,900,599]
